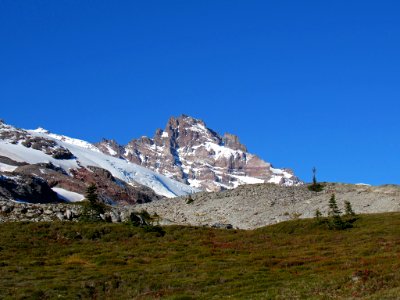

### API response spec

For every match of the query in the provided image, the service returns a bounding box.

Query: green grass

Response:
[1,213,400,299]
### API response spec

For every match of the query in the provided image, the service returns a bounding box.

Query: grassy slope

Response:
[0,213,400,299]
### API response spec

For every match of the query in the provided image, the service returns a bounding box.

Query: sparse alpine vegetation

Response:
[1,213,400,299]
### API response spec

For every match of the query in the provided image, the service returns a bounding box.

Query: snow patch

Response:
[28,129,101,153]
[0,162,17,172]
[204,142,241,159]
[270,167,292,178]
[32,127,49,134]
[268,176,283,184]
[187,179,203,188]
[11,199,29,204]
[124,148,133,156]
[189,123,208,133]
[52,187,85,202]
[231,175,265,185]
[106,145,117,156]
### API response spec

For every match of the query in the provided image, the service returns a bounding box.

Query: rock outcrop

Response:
[0,173,59,204]
[9,163,160,205]
[0,199,134,223]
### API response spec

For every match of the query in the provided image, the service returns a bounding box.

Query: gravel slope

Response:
[137,183,400,229]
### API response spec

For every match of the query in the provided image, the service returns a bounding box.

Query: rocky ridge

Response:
[97,115,302,191]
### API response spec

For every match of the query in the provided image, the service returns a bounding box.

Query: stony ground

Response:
[2,183,400,229]
[0,200,131,223]
[137,183,400,229]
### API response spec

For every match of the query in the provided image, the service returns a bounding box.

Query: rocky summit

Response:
[97,115,302,191]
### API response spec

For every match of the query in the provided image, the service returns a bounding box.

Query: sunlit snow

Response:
[0,162,17,172]
[0,128,199,198]
[52,187,85,202]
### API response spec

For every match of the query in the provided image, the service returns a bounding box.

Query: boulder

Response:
[110,211,121,223]
[211,223,233,229]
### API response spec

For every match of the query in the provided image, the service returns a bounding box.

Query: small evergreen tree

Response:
[343,200,358,224]
[80,184,106,222]
[315,195,356,230]
[312,167,317,186]
[86,184,98,205]
[328,194,341,217]
[328,194,345,229]
[308,167,324,192]
[344,201,355,217]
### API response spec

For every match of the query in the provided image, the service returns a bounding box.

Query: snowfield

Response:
[0,128,199,198]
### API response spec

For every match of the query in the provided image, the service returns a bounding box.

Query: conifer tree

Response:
[328,194,341,217]
[344,201,355,216]
[328,194,345,229]
[86,184,98,205]
[343,200,358,224]
[312,167,317,186]
[81,183,106,221]
[308,167,324,192]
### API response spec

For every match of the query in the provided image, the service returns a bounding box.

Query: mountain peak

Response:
[166,115,207,131]
[32,127,50,134]
[97,114,302,191]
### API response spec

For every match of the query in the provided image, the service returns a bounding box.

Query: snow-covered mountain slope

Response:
[0,121,198,199]
[97,115,302,191]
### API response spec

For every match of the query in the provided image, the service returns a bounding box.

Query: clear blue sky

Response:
[0,1,399,185]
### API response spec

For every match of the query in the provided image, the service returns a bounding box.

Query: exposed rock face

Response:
[0,173,59,204]
[70,166,160,204]
[0,156,27,167]
[97,115,302,191]
[96,139,125,158]
[11,163,160,205]
[222,133,247,152]
[0,123,74,160]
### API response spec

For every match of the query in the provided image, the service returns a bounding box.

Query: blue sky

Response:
[0,1,399,185]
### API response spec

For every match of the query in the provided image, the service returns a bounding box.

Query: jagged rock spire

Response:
[96,115,302,191]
